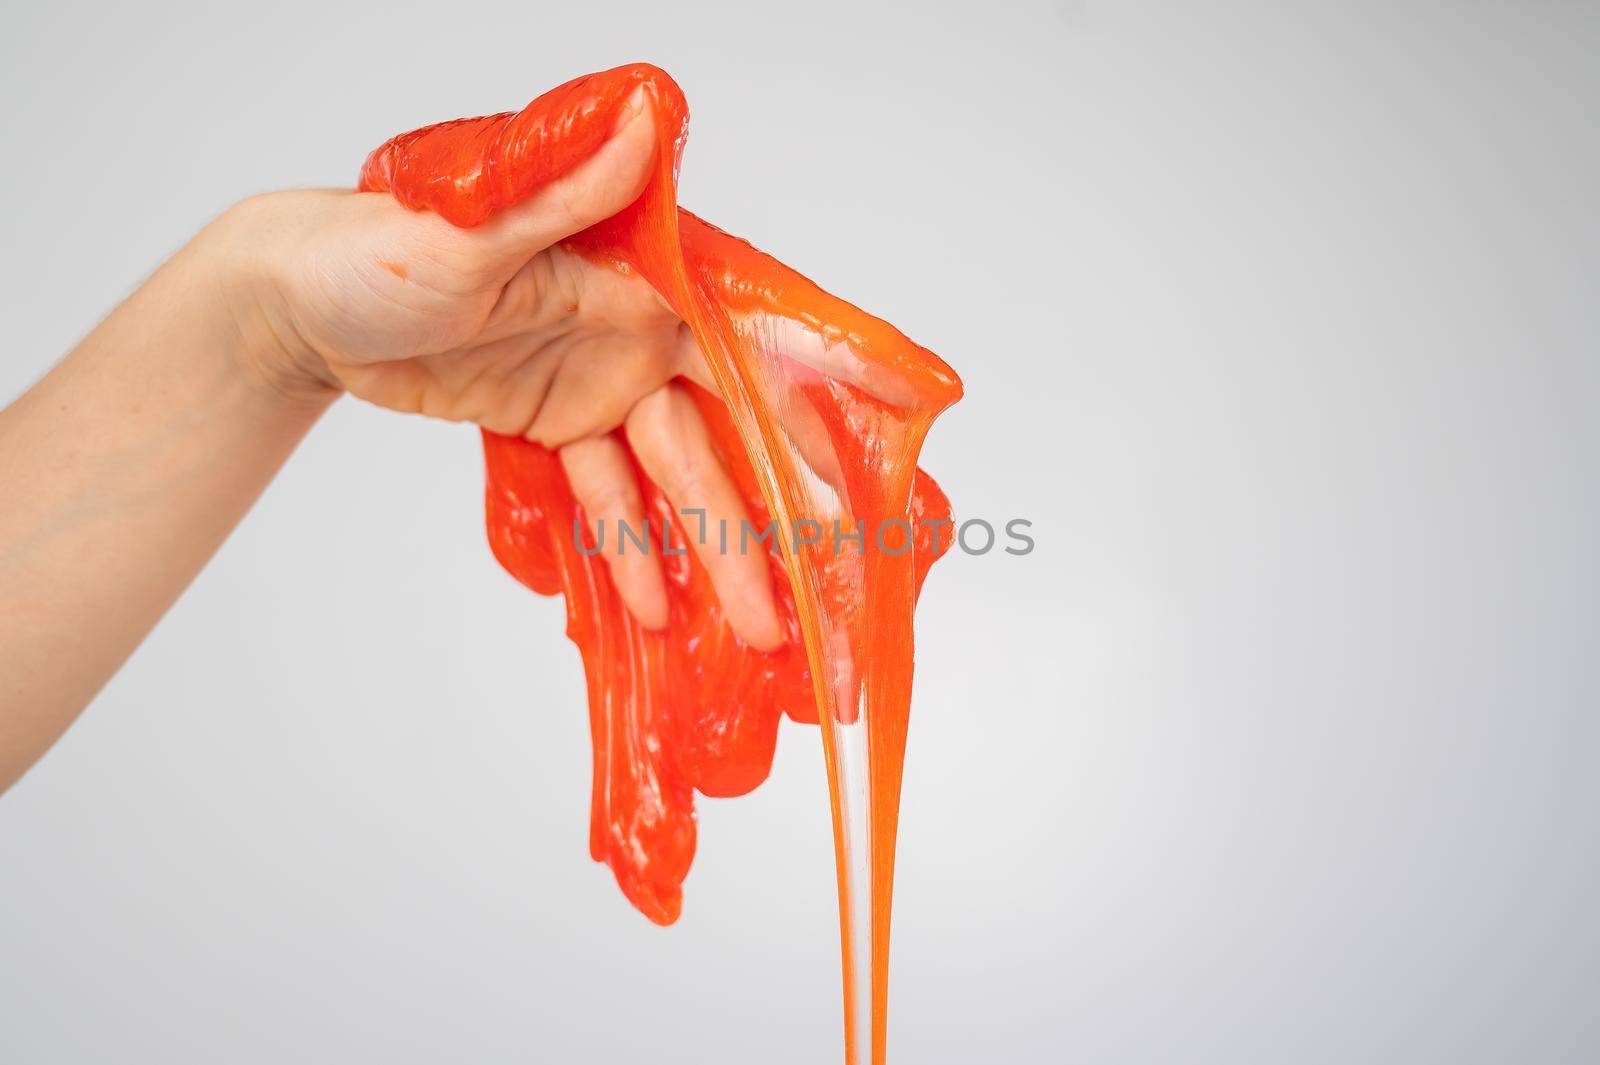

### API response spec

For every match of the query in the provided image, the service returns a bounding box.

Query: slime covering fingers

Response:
[469,87,657,271]
[674,327,852,502]
[362,64,962,1065]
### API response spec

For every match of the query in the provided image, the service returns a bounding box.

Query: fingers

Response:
[672,324,724,397]
[626,384,785,652]
[673,327,850,507]
[524,331,676,449]
[559,434,669,631]
[472,88,658,277]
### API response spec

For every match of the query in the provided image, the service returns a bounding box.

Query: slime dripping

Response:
[358,63,961,1064]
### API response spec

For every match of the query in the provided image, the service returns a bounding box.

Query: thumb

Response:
[470,88,657,273]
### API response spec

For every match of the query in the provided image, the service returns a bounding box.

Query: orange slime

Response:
[359,64,961,1063]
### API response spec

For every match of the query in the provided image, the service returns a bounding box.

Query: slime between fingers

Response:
[358,63,962,1065]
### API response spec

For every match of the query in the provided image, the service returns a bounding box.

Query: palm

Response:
[311,238,693,447]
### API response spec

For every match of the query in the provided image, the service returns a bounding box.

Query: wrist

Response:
[199,195,343,409]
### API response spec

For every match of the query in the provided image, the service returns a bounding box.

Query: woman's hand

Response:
[221,96,782,649]
[0,91,784,793]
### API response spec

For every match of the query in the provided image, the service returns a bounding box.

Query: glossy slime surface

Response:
[359,64,961,1064]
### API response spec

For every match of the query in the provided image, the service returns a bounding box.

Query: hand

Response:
[218,96,783,649]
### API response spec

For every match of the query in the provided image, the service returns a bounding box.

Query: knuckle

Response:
[582,482,638,517]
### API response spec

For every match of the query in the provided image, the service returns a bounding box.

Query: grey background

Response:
[2,1,1597,1062]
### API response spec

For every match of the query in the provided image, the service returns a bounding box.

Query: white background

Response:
[2,2,1597,1062]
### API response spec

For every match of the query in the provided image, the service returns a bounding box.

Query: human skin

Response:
[0,93,783,794]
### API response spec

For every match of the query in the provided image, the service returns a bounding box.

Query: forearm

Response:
[0,213,338,790]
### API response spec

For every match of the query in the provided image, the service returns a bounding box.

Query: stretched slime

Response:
[358,64,961,1064]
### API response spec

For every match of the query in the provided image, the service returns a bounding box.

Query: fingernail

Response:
[613,86,651,134]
